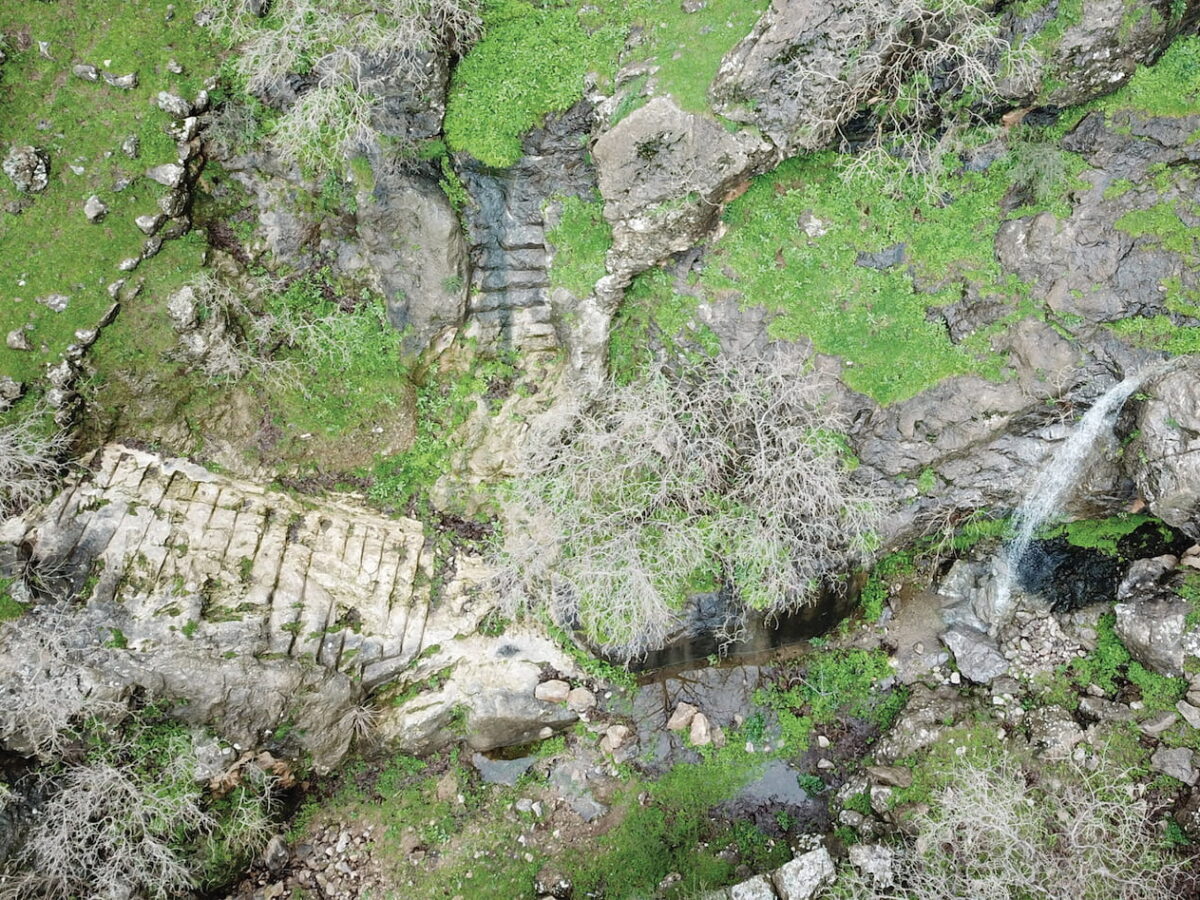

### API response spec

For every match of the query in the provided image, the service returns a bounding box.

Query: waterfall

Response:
[990,363,1172,628]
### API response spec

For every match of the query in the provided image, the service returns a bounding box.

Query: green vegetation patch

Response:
[608,267,720,382]
[545,193,612,297]
[1099,34,1200,117]
[366,352,520,512]
[1037,512,1174,557]
[695,150,1024,404]
[445,0,625,167]
[0,577,26,622]
[754,648,904,752]
[629,0,768,115]
[1115,201,1200,257]
[563,741,765,898]
[0,0,219,386]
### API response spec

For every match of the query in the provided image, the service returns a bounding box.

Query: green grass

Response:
[366,352,519,513]
[684,150,1027,404]
[562,740,765,898]
[545,193,612,297]
[0,578,26,622]
[1098,34,1200,117]
[1115,201,1200,258]
[445,0,626,167]
[0,0,218,387]
[608,267,720,382]
[628,0,768,115]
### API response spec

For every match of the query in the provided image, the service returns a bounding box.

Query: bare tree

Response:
[496,354,886,661]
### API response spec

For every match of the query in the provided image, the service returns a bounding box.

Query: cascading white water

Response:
[991,362,1174,628]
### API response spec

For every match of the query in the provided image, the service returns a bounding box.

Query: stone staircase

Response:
[3,445,491,687]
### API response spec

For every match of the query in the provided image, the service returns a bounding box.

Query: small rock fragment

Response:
[146,163,185,187]
[1152,746,1198,786]
[6,329,31,351]
[167,58,184,74]
[36,293,69,312]
[566,686,596,713]
[156,91,192,117]
[772,846,836,900]
[84,194,108,222]
[121,135,140,159]
[666,702,698,731]
[118,257,140,272]
[533,680,570,704]
[689,712,711,747]
[73,64,99,81]
[102,71,138,90]
[135,213,165,235]
[3,146,50,193]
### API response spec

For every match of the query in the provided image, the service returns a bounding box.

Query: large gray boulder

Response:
[355,171,470,362]
[1131,359,1200,536]
[710,0,904,153]
[1114,596,1200,677]
[593,97,774,285]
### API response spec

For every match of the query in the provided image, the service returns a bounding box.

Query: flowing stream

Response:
[991,362,1174,627]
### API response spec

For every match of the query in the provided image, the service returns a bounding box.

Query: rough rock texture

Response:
[1131,359,1200,535]
[3,145,50,193]
[1114,596,1200,676]
[709,0,903,153]
[772,847,836,900]
[593,96,774,285]
[1021,0,1200,108]
[352,171,469,361]
[941,625,1010,683]
[460,101,597,360]
[998,110,1200,324]
[375,629,580,754]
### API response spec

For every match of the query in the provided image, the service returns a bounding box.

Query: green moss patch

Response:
[545,193,612,297]
[1099,34,1200,118]
[630,0,768,115]
[445,0,625,167]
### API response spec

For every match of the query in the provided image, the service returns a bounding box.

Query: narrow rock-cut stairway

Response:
[2,445,490,686]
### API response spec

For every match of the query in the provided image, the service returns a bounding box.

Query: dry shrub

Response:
[0,413,66,519]
[789,0,1039,186]
[210,0,483,169]
[0,628,124,760]
[496,354,885,661]
[4,753,212,900]
[829,755,1194,900]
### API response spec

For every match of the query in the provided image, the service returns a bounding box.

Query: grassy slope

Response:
[0,0,216,388]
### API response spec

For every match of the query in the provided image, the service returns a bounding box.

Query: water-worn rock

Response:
[1131,360,1200,536]
[772,847,835,900]
[3,146,50,193]
[666,702,699,731]
[941,625,1010,683]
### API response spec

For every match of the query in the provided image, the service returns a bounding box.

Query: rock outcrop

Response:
[1130,358,1200,536]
